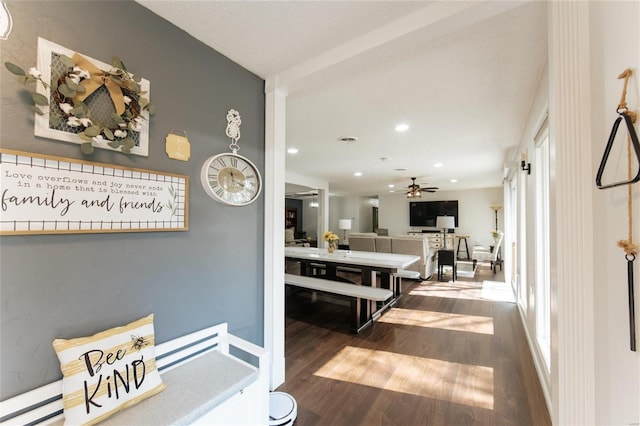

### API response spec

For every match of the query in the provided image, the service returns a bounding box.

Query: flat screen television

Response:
[409,200,458,227]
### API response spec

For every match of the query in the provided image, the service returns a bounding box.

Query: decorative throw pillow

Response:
[52,314,166,426]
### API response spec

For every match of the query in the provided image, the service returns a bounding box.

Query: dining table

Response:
[284,246,419,299]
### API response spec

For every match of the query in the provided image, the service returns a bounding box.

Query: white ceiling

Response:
[136,1,547,197]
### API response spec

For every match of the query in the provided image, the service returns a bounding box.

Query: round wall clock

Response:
[200,151,262,206]
[201,109,262,206]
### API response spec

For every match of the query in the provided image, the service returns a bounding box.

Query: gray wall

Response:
[0,1,265,399]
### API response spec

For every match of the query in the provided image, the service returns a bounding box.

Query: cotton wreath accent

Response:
[5,54,155,155]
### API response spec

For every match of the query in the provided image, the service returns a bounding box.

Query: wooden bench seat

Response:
[285,273,393,333]
[394,269,421,280]
[0,323,269,426]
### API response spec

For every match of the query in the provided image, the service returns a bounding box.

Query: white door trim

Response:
[548,1,596,424]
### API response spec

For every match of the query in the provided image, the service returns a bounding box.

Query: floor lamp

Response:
[490,205,503,231]
[338,219,351,242]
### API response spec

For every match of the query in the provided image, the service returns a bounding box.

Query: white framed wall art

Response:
[34,37,151,156]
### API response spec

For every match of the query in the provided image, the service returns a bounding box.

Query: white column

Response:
[548,1,595,424]
[318,188,329,247]
[264,85,286,389]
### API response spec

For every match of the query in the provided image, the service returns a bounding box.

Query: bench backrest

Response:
[0,323,230,426]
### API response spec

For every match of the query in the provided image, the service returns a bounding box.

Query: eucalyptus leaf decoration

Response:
[167,184,178,218]
[4,54,156,156]
[4,63,50,115]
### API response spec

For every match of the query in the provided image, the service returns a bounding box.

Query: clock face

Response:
[200,153,262,206]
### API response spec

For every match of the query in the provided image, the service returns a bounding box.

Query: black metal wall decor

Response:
[595,111,640,189]
[596,68,638,351]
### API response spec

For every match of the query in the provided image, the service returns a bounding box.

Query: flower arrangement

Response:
[5,54,155,155]
[323,231,340,252]
[322,231,339,245]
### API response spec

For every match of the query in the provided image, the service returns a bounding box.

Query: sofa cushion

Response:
[348,232,377,238]
[348,235,376,252]
[375,236,392,253]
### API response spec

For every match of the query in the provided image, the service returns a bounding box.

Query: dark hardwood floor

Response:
[277,263,551,426]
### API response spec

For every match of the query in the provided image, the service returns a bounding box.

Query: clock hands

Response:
[229,170,245,188]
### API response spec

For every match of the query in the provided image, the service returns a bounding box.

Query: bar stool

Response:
[456,235,470,260]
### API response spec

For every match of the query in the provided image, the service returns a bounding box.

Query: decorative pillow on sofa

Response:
[52,314,166,426]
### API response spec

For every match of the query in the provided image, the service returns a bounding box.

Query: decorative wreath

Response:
[5,54,155,155]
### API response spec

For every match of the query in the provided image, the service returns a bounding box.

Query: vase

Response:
[328,242,337,253]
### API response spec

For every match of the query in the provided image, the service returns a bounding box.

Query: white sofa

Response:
[348,233,436,280]
[285,228,309,247]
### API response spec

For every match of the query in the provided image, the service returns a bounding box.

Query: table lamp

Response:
[338,219,351,241]
[435,216,455,249]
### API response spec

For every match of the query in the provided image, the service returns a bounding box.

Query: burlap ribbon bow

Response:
[72,53,125,116]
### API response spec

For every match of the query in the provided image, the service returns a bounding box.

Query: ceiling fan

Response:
[406,177,438,198]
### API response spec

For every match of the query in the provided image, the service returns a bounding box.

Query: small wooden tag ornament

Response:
[166,129,191,161]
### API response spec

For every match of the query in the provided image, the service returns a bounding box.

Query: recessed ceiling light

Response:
[450,178,458,183]
[394,168,408,171]
[388,184,395,188]
[287,148,298,154]
[433,162,443,168]
[338,136,358,143]
[395,124,409,132]
[354,172,362,177]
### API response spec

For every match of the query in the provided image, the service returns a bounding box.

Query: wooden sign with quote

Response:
[0,149,188,235]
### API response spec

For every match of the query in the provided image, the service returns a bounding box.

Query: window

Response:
[518,166,528,308]
[534,123,551,368]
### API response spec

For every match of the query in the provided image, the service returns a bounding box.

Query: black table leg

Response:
[349,297,373,334]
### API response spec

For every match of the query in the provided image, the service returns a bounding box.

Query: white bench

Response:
[284,273,393,333]
[0,323,269,426]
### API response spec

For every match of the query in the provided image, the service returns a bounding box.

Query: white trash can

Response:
[269,391,297,426]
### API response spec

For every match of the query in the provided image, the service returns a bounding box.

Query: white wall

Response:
[285,171,330,243]
[302,203,318,240]
[590,2,639,423]
[378,188,503,246]
[329,195,377,240]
